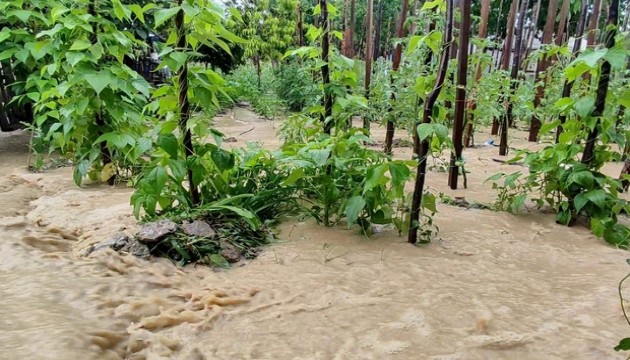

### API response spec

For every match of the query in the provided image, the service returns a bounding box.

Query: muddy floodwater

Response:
[1,109,630,359]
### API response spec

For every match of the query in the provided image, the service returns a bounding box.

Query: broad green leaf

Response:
[0,30,11,43]
[69,39,92,51]
[129,4,146,23]
[603,224,630,248]
[433,123,449,140]
[583,189,607,209]
[83,72,110,95]
[148,166,168,192]
[157,133,178,159]
[417,123,434,141]
[618,90,630,108]
[614,337,630,352]
[603,46,627,69]
[211,148,235,172]
[389,162,411,187]
[112,0,132,20]
[0,48,17,61]
[578,49,606,67]
[553,97,574,112]
[283,168,305,186]
[310,149,331,166]
[344,196,366,225]
[66,52,85,66]
[569,170,595,188]
[422,193,438,213]
[153,7,181,28]
[574,96,595,118]
[364,164,389,193]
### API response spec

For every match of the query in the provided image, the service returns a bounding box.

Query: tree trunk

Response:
[409,0,420,34]
[296,4,304,46]
[587,0,603,46]
[500,0,528,156]
[409,0,453,244]
[582,0,602,83]
[349,0,356,57]
[448,0,472,190]
[556,0,589,142]
[364,0,374,130]
[321,0,333,135]
[373,0,383,59]
[463,0,490,147]
[342,0,350,56]
[523,0,541,61]
[529,0,559,142]
[384,0,410,154]
[555,0,571,46]
[255,56,262,89]
[582,0,619,165]
[623,0,630,31]
[621,140,630,190]
[444,0,460,122]
[88,1,114,184]
[492,0,519,136]
[175,3,200,205]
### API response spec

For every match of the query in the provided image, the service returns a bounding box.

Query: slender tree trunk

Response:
[448,0,472,190]
[297,4,304,46]
[529,0,559,141]
[88,1,114,184]
[582,0,619,165]
[321,0,333,135]
[582,0,602,84]
[373,0,383,59]
[409,0,420,34]
[623,0,630,31]
[556,0,589,142]
[342,0,350,56]
[500,0,528,156]
[555,0,571,46]
[523,0,541,61]
[444,0,460,122]
[463,0,490,147]
[621,157,630,191]
[254,56,262,89]
[384,0,410,154]
[364,0,374,130]
[175,3,200,205]
[409,0,453,244]
[621,139,630,190]
[349,0,356,57]
[492,0,518,136]
[587,0,603,47]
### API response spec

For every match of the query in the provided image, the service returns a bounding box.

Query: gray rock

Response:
[182,220,216,237]
[137,219,177,243]
[84,232,150,259]
[119,239,150,259]
[220,243,242,263]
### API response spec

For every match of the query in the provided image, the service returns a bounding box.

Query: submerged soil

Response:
[1,110,630,359]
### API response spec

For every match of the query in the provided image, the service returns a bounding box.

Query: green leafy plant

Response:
[487,144,630,247]
[279,127,415,233]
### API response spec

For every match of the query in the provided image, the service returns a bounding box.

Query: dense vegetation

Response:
[2,0,630,312]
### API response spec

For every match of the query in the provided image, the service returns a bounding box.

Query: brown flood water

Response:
[1,110,630,359]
